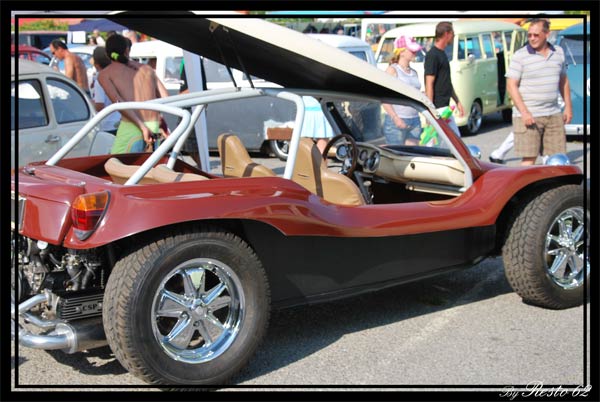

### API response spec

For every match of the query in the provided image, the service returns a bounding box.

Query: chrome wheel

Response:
[270,139,289,161]
[466,102,483,134]
[545,207,588,289]
[151,258,244,364]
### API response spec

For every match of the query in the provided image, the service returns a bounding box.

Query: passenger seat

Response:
[104,157,159,184]
[217,133,276,178]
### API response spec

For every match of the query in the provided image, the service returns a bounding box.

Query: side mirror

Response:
[467,144,482,159]
[467,54,475,64]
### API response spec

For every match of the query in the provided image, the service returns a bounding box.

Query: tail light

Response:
[71,191,110,240]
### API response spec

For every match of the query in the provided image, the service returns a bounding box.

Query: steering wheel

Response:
[322,134,358,177]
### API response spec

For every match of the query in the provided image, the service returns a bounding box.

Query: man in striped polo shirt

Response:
[507,18,572,166]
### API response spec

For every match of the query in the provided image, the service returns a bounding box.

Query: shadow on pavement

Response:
[44,345,128,376]
[232,258,513,384]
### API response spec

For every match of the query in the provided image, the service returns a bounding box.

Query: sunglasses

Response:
[527,33,543,38]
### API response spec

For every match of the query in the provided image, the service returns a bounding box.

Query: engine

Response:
[14,234,109,321]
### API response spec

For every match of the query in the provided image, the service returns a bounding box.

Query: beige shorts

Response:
[513,113,566,158]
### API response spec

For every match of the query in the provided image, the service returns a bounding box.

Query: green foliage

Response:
[564,10,590,16]
[19,20,68,31]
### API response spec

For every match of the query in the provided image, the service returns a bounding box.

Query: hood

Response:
[109,16,437,114]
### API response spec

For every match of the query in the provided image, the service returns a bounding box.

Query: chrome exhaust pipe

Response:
[14,295,107,353]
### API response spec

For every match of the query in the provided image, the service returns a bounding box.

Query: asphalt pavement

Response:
[11,113,591,393]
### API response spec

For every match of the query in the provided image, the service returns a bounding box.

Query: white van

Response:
[375,21,527,134]
[129,40,184,95]
[307,33,376,65]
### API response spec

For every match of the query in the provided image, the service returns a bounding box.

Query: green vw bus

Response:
[375,20,527,134]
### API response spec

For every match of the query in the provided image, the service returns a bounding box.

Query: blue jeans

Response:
[383,115,422,145]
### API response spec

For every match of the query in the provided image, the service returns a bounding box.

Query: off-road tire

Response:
[103,227,270,386]
[503,184,587,309]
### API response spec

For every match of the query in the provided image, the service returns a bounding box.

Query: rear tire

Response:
[503,185,588,309]
[103,227,270,386]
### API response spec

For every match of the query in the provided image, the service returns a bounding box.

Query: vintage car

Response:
[11,58,114,168]
[11,44,52,65]
[12,18,588,387]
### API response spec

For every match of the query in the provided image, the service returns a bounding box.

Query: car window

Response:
[481,34,495,58]
[348,50,368,62]
[513,31,527,50]
[504,32,513,51]
[559,36,586,65]
[376,37,396,64]
[466,36,483,59]
[204,58,234,83]
[492,32,504,54]
[12,80,49,130]
[53,52,93,73]
[47,78,90,124]
[413,37,438,62]
[165,56,183,83]
[32,53,52,65]
[457,36,467,60]
[327,98,452,153]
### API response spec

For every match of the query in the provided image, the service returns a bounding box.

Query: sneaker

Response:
[489,156,505,164]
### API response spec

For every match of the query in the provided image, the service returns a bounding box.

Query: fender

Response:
[60,164,582,249]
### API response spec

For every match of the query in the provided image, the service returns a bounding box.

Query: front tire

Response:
[503,185,588,309]
[461,101,483,135]
[103,228,270,386]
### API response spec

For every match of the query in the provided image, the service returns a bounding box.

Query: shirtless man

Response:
[49,40,90,94]
[98,34,169,153]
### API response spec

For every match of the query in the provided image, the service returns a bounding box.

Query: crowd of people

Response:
[50,19,572,165]
[383,19,571,166]
[51,31,169,154]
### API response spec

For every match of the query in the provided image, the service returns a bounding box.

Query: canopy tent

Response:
[68,18,129,32]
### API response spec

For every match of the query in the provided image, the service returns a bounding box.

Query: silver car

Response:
[11,58,114,168]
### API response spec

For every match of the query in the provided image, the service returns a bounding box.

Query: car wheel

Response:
[503,185,588,309]
[103,228,270,386]
[501,108,512,123]
[269,139,289,161]
[462,101,483,135]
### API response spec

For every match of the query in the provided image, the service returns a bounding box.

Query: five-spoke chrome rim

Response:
[545,207,588,289]
[151,258,244,364]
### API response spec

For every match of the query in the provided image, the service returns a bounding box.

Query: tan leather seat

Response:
[292,138,365,206]
[104,157,159,184]
[152,164,209,183]
[217,133,276,178]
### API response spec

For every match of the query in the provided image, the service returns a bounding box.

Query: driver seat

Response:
[292,138,365,206]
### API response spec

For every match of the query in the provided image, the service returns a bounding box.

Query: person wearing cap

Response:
[424,21,464,136]
[90,46,121,135]
[382,35,423,145]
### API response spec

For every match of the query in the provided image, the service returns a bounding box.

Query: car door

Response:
[11,73,95,167]
[43,76,95,158]
[479,33,500,111]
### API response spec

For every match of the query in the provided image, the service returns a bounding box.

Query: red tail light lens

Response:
[71,191,110,240]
